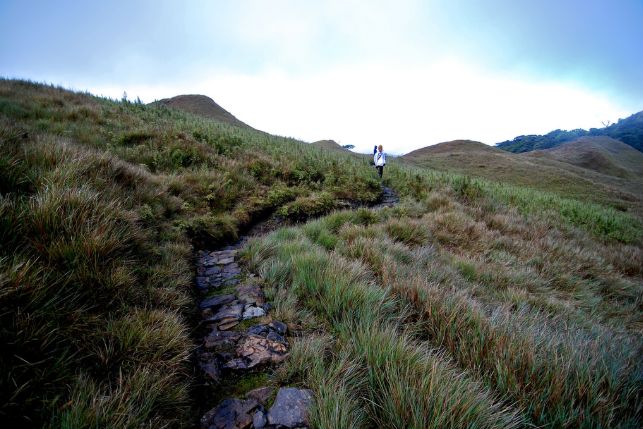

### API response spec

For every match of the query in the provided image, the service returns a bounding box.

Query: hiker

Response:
[374,144,386,178]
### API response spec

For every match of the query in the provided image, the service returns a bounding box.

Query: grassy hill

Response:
[403,138,643,215]
[1,79,641,428]
[151,94,253,129]
[525,136,643,178]
[496,110,643,153]
[311,139,354,153]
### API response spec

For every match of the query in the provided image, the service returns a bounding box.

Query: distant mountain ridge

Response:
[496,110,643,153]
[150,94,252,129]
[402,137,643,215]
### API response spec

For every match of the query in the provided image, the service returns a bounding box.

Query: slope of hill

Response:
[1,79,641,429]
[403,139,643,215]
[151,94,252,129]
[526,136,643,178]
[496,110,643,153]
[311,139,349,152]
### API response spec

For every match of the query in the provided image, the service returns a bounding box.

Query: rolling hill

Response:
[151,94,253,129]
[403,138,643,215]
[496,110,643,153]
[525,136,643,178]
[1,79,641,429]
[311,139,349,152]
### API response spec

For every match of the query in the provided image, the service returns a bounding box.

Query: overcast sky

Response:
[1,0,642,154]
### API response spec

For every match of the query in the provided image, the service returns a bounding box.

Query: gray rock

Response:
[267,388,313,428]
[247,324,269,336]
[200,294,236,310]
[236,284,265,306]
[236,335,289,369]
[242,306,266,320]
[252,410,267,428]
[222,357,248,371]
[206,266,222,276]
[266,331,286,344]
[201,397,259,429]
[218,257,235,265]
[217,319,240,331]
[205,304,244,323]
[222,263,240,274]
[204,330,242,350]
[246,386,274,406]
[221,277,240,287]
[196,277,209,290]
[269,321,288,335]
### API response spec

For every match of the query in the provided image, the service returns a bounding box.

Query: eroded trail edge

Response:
[192,186,399,429]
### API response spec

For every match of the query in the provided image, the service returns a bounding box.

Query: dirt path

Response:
[192,186,399,429]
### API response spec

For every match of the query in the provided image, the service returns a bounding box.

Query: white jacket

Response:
[374,151,386,166]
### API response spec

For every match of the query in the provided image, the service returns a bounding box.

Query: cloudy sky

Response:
[1,0,642,154]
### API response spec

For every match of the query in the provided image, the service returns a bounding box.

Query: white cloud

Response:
[87,59,630,155]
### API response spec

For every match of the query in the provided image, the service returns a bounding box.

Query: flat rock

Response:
[222,263,240,273]
[212,249,237,258]
[204,330,243,350]
[246,386,274,406]
[217,256,235,265]
[222,357,248,371]
[205,304,244,323]
[200,294,236,310]
[235,335,289,369]
[201,398,259,429]
[221,277,240,287]
[267,388,313,428]
[252,409,267,428]
[206,266,222,276]
[269,321,288,335]
[236,284,265,306]
[242,305,266,320]
[218,320,240,331]
[266,331,286,344]
[247,324,269,336]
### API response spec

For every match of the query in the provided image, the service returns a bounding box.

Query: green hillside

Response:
[525,136,643,178]
[402,139,643,216]
[311,139,350,152]
[1,80,641,428]
[151,94,253,130]
[496,111,643,153]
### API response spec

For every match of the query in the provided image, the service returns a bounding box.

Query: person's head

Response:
[378,144,383,152]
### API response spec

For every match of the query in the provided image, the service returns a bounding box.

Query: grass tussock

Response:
[2,79,642,427]
[246,201,642,428]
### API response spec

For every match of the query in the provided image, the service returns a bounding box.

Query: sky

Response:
[1,0,642,154]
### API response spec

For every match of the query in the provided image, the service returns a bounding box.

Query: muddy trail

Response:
[192,187,398,429]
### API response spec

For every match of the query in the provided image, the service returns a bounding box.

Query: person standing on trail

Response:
[374,144,386,178]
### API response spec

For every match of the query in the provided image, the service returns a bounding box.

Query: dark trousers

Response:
[376,166,384,178]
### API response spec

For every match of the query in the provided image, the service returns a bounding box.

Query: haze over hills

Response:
[151,94,253,130]
[496,110,643,153]
[403,137,643,215]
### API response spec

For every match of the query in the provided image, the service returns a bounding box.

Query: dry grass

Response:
[2,78,641,427]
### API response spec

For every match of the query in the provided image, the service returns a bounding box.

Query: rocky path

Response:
[195,245,313,429]
[374,186,400,208]
[193,185,399,429]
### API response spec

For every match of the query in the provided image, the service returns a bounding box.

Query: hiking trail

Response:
[193,185,399,429]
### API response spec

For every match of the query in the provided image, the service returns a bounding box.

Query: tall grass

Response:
[287,208,642,428]
[2,78,641,427]
[245,232,524,428]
